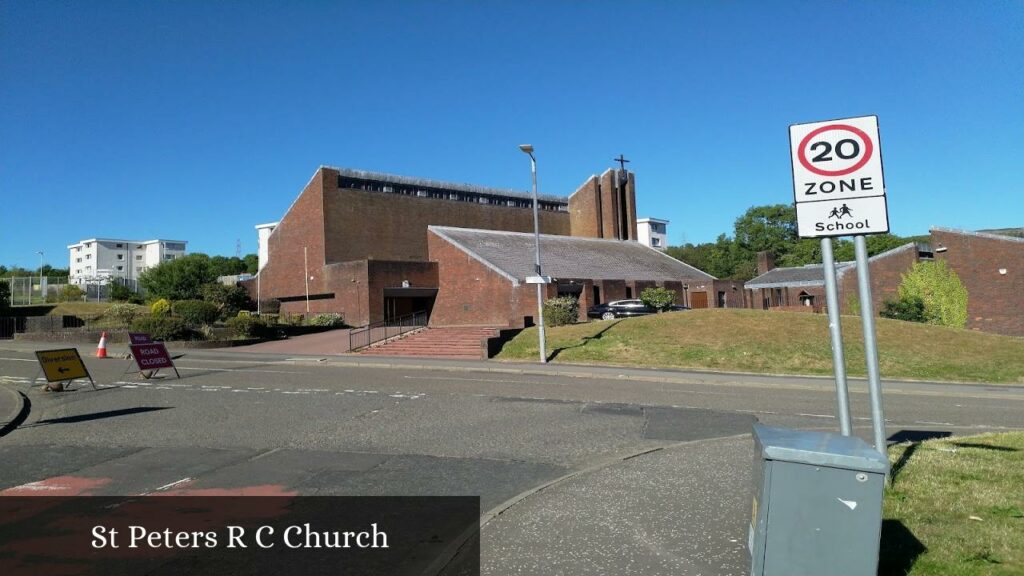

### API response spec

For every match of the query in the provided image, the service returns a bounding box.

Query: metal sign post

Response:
[790,115,888,450]
[854,236,887,453]
[820,238,852,436]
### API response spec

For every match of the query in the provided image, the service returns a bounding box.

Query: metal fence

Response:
[348,310,428,351]
[1,276,142,305]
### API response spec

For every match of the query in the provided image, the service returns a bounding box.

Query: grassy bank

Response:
[495,309,1024,384]
[882,431,1024,575]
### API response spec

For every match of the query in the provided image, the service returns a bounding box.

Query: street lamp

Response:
[518,144,548,363]
[37,251,44,304]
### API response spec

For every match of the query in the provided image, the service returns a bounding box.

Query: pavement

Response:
[1,338,1022,575]
[0,382,26,435]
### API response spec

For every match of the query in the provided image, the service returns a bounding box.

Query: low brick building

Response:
[248,164,716,328]
[426,226,715,326]
[744,228,1024,337]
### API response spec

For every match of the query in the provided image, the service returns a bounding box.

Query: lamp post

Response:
[518,144,547,363]
[37,251,44,304]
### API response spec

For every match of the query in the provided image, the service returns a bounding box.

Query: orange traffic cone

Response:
[96,331,108,359]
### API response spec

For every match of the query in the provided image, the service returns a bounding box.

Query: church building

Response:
[249,164,715,327]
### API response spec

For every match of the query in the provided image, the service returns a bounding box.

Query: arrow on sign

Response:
[58,367,69,374]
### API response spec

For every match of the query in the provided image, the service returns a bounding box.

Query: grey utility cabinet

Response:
[749,424,890,576]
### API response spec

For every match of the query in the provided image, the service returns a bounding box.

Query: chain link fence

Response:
[1,276,143,305]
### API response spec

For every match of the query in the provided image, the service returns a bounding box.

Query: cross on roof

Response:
[613,154,630,172]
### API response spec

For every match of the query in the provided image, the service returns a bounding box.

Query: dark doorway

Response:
[717,291,726,308]
[625,286,633,299]
[383,287,437,322]
[798,291,815,308]
[592,285,601,305]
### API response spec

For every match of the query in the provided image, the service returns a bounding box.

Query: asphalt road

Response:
[1,344,1021,575]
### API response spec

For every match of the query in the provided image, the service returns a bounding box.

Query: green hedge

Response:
[543,296,579,327]
[130,316,196,341]
[173,300,220,326]
[225,314,273,339]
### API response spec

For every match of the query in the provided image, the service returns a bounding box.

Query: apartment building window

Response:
[85,254,91,259]
[116,266,123,271]
[117,254,124,260]
[76,258,82,263]
[135,255,143,260]
[116,243,123,248]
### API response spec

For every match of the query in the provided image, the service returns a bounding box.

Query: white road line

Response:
[0,358,37,362]
[153,477,192,492]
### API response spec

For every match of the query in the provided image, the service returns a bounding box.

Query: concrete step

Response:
[360,327,502,358]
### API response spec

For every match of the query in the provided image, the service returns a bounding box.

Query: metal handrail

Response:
[348,310,428,351]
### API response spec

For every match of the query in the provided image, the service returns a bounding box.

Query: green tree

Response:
[209,255,248,277]
[138,254,217,301]
[733,204,798,257]
[200,283,252,319]
[640,287,676,311]
[243,254,259,275]
[897,260,968,328]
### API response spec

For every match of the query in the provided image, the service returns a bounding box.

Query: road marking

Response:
[154,477,193,492]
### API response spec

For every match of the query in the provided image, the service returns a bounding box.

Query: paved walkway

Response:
[220,328,353,355]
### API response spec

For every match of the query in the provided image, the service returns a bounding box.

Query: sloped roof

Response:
[428,226,716,285]
[745,262,855,289]
[746,243,920,289]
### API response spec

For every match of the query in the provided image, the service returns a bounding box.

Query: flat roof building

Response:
[67,238,187,285]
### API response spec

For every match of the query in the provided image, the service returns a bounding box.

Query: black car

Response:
[587,299,687,320]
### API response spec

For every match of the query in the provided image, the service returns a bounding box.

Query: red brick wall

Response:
[932,230,1024,336]
[252,169,328,310]
[321,167,571,264]
[710,280,747,308]
[427,231,519,327]
[366,261,439,325]
[838,244,918,316]
[568,176,602,238]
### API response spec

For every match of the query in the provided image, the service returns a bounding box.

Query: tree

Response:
[138,254,217,301]
[209,255,248,277]
[243,254,259,275]
[640,287,676,311]
[200,283,252,319]
[733,204,798,257]
[897,260,968,328]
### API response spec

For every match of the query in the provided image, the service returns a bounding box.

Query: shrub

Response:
[130,316,195,341]
[880,296,928,323]
[138,254,216,301]
[0,280,10,312]
[58,285,85,302]
[640,287,677,311]
[259,299,281,314]
[897,260,968,328]
[151,298,172,317]
[200,283,252,319]
[543,296,579,327]
[106,303,142,326]
[225,314,272,339]
[110,282,143,303]
[308,313,345,327]
[173,300,220,326]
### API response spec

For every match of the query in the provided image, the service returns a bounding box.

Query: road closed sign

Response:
[790,115,888,238]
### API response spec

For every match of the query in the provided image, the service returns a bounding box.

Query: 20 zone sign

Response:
[790,115,885,204]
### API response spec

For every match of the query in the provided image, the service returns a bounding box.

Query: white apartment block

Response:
[67,238,188,285]
[637,218,670,251]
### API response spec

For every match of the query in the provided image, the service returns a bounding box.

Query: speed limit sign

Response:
[790,115,888,238]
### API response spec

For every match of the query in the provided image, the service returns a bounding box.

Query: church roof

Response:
[428,226,716,285]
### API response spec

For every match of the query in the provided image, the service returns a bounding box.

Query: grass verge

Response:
[495,309,1024,384]
[882,431,1024,575]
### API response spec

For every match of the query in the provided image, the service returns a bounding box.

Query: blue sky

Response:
[2,1,1021,269]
